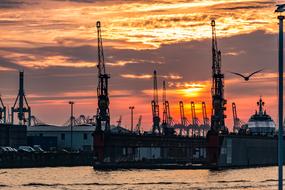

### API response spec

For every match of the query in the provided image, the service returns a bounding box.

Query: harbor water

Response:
[0,166,282,189]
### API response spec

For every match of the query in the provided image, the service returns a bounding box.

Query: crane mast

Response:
[210,20,227,134]
[96,21,110,132]
[152,70,161,134]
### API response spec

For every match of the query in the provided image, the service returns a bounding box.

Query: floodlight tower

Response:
[11,71,31,126]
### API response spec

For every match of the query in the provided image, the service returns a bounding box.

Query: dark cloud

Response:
[218,5,269,11]
[0,30,277,109]
[0,0,24,9]
[0,57,25,70]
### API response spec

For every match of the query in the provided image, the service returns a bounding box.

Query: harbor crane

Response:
[210,20,228,134]
[191,101,200,136]
[0,95,6,123]
[161,80,174,135]
[116,115,122,128]
[232,102,242,133]
[30,115,48,126]
[135,115,142,134]
[202,102,210,126]
[95,21,110,132]
[11,71,31,126]
[201,102,210,136]
[151,70,161,134]
[178,101,190,136]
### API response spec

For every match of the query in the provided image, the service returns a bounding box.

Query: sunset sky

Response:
[0,0,281,131]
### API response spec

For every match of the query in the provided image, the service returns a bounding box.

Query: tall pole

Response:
[129,106,134,132]
[69,101,74,150]
[278,15,284,190]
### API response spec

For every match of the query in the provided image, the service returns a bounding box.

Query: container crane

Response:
[135,115,142,134]
[0,95,6,123]
[162,81,172,126]
[152,70,161,134]
[202,102,210,126]
[161,80,174,135]
[116,115,122,128]
[232,102,242,133]
[210,20,228,134]
[95,21,110,132]
[11,71,31,126]
[178,101,189,136]
[201,102,210,136]
[191,101,200,136]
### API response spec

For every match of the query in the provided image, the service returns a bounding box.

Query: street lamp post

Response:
[69,101,75,150]
[278,15,284,190]
[129,106,135,132]
[276,5,285,189]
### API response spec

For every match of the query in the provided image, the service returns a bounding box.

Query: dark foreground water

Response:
[0,166,282,189]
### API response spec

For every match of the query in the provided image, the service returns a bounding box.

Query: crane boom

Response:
[95,21,110,132]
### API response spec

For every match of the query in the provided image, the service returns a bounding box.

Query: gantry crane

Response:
[135,115,142,134]
[161,80,174,135]
[95,21,110,132]
[202,102,210,126]
[179,101,189,136]
[232,102,242,133]
[191,101,200,136]
[152,70,161,134]
[116,115,122,128]
[210,20,228,134]
[162,81,172,126]
[11,71,31,126]
[201,102,210,136]
[0,95,6,123]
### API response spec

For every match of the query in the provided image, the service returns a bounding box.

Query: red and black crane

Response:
[95,21,110,132]
[152,70,161,134]
[210,20,228,134]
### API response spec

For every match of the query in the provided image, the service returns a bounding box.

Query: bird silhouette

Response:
[229,69,264,81]
[275,4,285,13]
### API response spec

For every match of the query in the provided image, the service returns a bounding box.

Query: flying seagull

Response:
[229,69,264,81]
[275,4,285,13]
